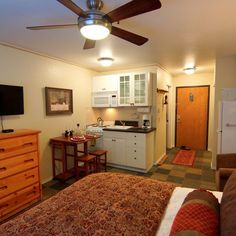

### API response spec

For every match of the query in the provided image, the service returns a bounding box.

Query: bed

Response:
[0,172,226,235]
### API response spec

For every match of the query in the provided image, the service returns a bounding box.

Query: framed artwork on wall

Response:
[45,87,73,115]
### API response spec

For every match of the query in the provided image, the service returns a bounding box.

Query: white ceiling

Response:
[1,0,236,75]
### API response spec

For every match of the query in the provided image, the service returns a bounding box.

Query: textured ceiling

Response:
[1,0,236,75]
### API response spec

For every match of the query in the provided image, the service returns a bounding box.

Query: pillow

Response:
[170,189,220,236]
[221,170,236,236]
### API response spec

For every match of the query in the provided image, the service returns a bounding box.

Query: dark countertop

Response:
[103,127,156,133]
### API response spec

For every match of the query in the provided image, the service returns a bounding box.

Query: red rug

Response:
[172,150,196,166]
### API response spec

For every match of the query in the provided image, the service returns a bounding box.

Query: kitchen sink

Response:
[106,125,134,130]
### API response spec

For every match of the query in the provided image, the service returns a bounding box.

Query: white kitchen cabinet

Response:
[103,132,126,165]
[118,73,132,106]
[103,130,154,172]
[92,75,118,93]
[125,132,154,170]
[118,72,152,106]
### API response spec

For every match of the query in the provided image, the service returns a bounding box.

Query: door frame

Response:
[175,85,210,150]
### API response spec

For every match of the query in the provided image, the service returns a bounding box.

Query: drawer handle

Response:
[0,148,5,152]
[0,167,7,172]
[25,175,35,180]
[24,158,34,163]
[27,190,37,197]
[0,186,8,191]
[23,142,33,147]
[0,204,9,210]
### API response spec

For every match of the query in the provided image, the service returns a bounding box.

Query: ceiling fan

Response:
[27,0,162,49]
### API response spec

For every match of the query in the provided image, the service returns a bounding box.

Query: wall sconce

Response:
[98,57,114,67]
[183,67,196,75]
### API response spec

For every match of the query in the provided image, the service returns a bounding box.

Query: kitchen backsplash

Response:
[92,107,152,127]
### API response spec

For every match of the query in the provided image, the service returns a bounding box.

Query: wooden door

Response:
[175,86,209,150]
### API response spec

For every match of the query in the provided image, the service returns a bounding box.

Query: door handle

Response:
[177,114,181,123]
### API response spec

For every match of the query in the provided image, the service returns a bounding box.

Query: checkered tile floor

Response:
[152,148,216,190]
[42,148,216,200]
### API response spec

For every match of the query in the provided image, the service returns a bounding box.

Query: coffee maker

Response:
[142,114,151,129]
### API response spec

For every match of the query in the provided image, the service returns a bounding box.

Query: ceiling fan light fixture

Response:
[183,67,196,75]
[80,24,110,40]
[78,12,111,40]
[98,57,114,67]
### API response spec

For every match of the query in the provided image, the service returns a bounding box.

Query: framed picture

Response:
[45,87,73,115]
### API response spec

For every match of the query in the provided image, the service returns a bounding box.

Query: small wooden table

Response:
[50,135,99,181]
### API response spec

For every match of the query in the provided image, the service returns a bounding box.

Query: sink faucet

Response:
[97,117,104,126]
[119,120,125,126]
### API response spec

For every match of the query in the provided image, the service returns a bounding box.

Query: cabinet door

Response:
[113,138,126,165]
[118,74,132,106]
[103,137,126,165]
[133,73,147,106]
[103,137,114,163]
[92,75,118,93]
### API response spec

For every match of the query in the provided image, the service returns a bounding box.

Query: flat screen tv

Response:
[0,84,24,116]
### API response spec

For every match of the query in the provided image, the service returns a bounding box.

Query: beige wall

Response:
[172,72,215,151]
[155,67,173,163]
[212,55,236,168]
[0,44,96,183]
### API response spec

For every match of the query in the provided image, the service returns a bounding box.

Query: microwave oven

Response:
[92,92,118,107]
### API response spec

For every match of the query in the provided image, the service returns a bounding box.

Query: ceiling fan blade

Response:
[57,0,87,17]
[105,0,161,23]
[83,39,96,49]
[26,23,77,30]
[111,26,148,46]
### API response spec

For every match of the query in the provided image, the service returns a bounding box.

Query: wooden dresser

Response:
[0,129,41,222]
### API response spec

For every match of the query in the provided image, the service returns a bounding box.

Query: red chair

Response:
[89,150,107,172]
[75,154,97,179]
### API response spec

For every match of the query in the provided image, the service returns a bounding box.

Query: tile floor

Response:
[42,148,217,200]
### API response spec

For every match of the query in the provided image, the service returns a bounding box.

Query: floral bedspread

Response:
[0,173,175,236]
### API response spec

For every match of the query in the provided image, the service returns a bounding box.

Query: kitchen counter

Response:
[103,127,156,133]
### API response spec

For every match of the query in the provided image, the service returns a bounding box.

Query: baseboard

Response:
[42,177,53,184]
[155,154,167,166]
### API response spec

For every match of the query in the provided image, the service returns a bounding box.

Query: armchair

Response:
[216,153,236,191]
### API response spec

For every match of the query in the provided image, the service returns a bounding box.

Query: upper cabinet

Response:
[92,75,118,93]
[92,72,153,107]
[118,72,152,106]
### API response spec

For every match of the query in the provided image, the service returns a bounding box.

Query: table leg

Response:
[61,144,66,180]
[84,142,88,154]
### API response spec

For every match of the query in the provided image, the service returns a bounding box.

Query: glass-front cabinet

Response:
[119,74,131,106]
[134,73,146,105]
[118,72,151,106]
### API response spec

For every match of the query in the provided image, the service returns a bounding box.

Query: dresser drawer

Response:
[0,167,39,198]
[0,183,40,218]
[0,151,38,179]
[0,135,38,160]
